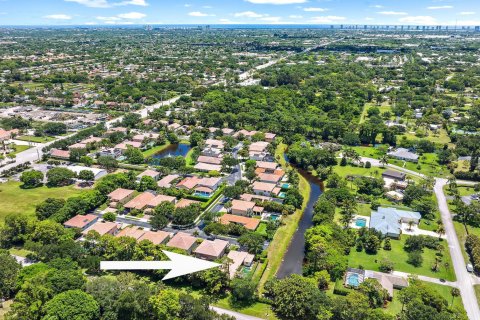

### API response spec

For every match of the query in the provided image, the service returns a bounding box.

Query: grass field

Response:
[185,147,196,167]
[16,135,56,143]
[389,153,449,178]
[0,181,86,224]
[214,296,277,320]
[257,143,311,292]
[8,144,30,155]
[348,235,456,281]
[402,128,451,145]
[475,285,480,307]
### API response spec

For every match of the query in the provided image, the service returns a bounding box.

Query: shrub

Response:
[365,161,371,168]
[379,259,394,273]
[407,251,423,267]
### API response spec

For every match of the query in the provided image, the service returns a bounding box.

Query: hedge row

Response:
[465,234,480,273]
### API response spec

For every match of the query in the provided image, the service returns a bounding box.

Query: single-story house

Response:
[108,188,135,204]
[387,148,419,163]
[124,192,156,211]
[63,214,98,230]
[136,169,161,182]
[114,141,142,154]
[385,190,404,202]
[50,148,70,160]
[175,198,201,208]
[226,250,255,278]
[167,232,198,253]
[82,221,119,236]
[138,230,171,245]
[220,214,260,231]
[344,268,408,299]
[382,170,406,181]
[68,143,87,150]
[81,136,103,144]
[194,162,222,172]
[194,239,229,261]
[249,141,269,153]
[116,226,146,240]
[252,181,281,197]
[256,161,278,171]
[231,199,256,216]
[205,139,225,150]
[197,155,222,165]
[369,207,421,238]
[66,165,107,180]
[265,133,276,142]
[201,147,223,158]
[157,174,180,188]
[222,128,235,136]
[147,194,177,207]
[257,172,283,184]
[249,151,268,161]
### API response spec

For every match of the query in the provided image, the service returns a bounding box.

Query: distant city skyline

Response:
[0,0,479,26]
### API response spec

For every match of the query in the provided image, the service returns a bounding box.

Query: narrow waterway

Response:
[276,168,323,278]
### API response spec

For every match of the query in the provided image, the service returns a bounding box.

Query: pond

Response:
[152,143,191,159]
[276,165,323,279]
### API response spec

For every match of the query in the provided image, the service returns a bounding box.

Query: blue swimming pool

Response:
[270,214,280,221]
[278,192,286,198]
[355,218,367,227]
[347,273,360,287]
[281,183,290,189]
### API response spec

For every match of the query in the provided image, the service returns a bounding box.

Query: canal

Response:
[276,168,323,278]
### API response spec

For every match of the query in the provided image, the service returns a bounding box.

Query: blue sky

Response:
[0,0,479,26]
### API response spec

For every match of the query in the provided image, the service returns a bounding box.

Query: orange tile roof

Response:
[175,198,200,208]
[138,231,171,245]
[63,214,97,229]
[167,232,197,251]
[124,192,156,210]
[108,188,135,202]
[194,239,228,258]
[220,214,260,230]
[82,221,118,236]
[231,199,255,212]
[148,194,176,207]
[116,226,145,240]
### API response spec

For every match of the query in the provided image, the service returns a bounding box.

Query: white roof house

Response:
[64,165,107,180]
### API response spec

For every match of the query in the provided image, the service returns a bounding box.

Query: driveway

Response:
[434,178,480,320]
[210,306,265,320]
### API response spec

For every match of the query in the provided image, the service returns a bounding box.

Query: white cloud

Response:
[65,0,109,7]
[309,15,346,23]
[370,5,383,8]
[64,0,148,8]
[184,4,191,7]
[234,11,264,18]
[43,14,72,20]
[303,7,328,12]
[427,5,453,9]
[259,16,282,23]
[460,12,475,15]
[399,15,437,25]
[96,16,121,21]
[377,11,408,15]
[365,17,374,21]
[117,11,146,19]
[188,11,215,17]
[245,0,307,4]
[289,15,303,19]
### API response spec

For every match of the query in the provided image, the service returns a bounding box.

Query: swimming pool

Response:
[355,218,367,227]
[270,214,280,221]
[278,192,286,198]
[281,183,290,189]
[347,273,360,287]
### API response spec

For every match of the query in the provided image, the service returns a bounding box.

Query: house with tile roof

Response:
[167,232,198,253]
[194,239,229,261]
[63,214,98,230]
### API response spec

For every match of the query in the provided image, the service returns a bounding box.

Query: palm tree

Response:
[450,288,460,306]
[340,200,357,228]
[436,224,445,240]
[408,220,415,231]
[447,175,457,191]
[380,155,389,168]
[421,176,435,191]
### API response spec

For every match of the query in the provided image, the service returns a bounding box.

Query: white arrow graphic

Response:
[100,250,221,280]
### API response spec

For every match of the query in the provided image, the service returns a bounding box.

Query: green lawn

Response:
[333,164,386,179]
[348,235,456,281]
[389,153,449,178]
[0,181,86,224]
[185,147,196,167]
[475,285,480,307]
[351,146,386,160]
[255,222,268,237]
[16,135,56,143]
[402,128,451,145]
[385,281,464,315]
[8,144,30,155]
[142,143,170,157]
[214,296,277,320]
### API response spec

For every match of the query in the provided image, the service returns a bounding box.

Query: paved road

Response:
[435,178,480,320]
[210,306,265,320]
